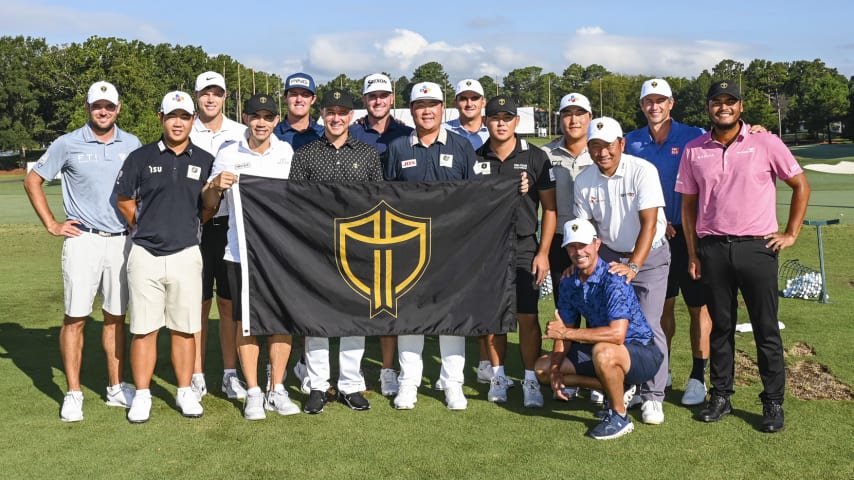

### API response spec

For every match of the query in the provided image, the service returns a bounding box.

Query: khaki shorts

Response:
[62,233,131,317]
[127,244,202,335]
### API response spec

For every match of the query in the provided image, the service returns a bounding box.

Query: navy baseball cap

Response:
[244,94,278,115]
[707,80,741,101]
[285,73,316,94]
[485,95,517,117]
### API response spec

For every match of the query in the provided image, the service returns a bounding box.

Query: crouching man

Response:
[536,218,663,439]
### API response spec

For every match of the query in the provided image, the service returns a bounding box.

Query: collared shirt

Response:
[349,115,413,167]
[208,135,294,263]
[475,137,556,237]
[384,127,478,181]
[625,119,704,225]
[540,136,594,231]
[558,257,654,345]
[273,117,324,152]
[443,118,490,150]
[191,115,248,217]
[290,135,383,182]
[34,123,142,233]
[676,121,804,237]
[114,139,213,256]
[574,153,667,253]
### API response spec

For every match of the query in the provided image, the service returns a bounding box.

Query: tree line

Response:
[2,35,852,153]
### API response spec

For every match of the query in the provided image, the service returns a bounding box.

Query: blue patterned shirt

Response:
[557,257,653,345]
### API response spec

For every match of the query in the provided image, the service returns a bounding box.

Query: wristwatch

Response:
[626,261,639,274]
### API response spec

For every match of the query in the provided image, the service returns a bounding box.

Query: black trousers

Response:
[699,236,784,403]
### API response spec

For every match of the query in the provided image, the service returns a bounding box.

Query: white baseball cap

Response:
[561,218,598,246]
[363,73,393,94]
[161,91,195,115]
[558,93,592,113]
[639,78,672,100]
[195,71,226,92]
[587,117,623,143]
[410,82,443,104]
[87,81,119,105]
[455,79,484,97]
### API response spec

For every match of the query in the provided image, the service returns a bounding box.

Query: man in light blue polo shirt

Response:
[24,80,142,422]
[443,79,490,149]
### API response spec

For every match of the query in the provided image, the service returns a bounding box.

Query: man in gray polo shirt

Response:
[24,81,142,422]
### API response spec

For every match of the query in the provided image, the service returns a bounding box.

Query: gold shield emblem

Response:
[335,201,431,318]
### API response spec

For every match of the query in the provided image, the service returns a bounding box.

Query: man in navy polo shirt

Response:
[384,81,478,411]
[538,218,664,440]
[475,95,557,408]
[273,72,324,152]
[115,91,214,423]
[25,80,141,422]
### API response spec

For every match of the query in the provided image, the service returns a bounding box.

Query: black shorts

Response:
[567,341,663,385]
[225,260,242,321]
[200,217,231,301]
[516,268,540,314]
[666,225,704,308]
[548,234,571,307]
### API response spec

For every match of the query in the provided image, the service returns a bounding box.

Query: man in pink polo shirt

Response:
[676,80,810,434]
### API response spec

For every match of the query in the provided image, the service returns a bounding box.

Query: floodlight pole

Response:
[803,219,839,303]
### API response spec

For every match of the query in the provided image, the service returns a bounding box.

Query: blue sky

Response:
[2,0,853,85]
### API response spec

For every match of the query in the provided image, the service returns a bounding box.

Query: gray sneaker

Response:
[221,372,247,400]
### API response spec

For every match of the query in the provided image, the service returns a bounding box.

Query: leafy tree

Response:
[503,66,542,107]
[410,62,452,104]
[478,75,500,98]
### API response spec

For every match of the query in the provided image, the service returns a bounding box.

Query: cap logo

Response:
[333,92,341,99]
[420,85,430,94]
[596,122,604,130]
[720,82,728,89]
[173,93,184,102]
[651,81,658,88]
[498,98,506,106]
[465,80,472,86]
[290,78,310,87]
[367,78,388,86]
[100,86,107,93]
[259,97,267,104]
[571,224,579,232]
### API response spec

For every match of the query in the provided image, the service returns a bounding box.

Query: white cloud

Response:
[562,27,749,77]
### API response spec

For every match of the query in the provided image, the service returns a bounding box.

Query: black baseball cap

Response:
[321,88,354,109]
[707,80,742,101]
[244,94,278,115]
[485,95,517,116]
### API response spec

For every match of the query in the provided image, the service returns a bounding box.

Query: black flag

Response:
[233,175,519,337]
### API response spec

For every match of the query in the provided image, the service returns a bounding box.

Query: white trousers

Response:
[398,335,465,387]
[305,336,366,394]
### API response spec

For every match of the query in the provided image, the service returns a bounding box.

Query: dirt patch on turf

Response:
[734,346,853,400]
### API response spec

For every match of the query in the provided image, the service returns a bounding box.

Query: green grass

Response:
[1,172,853,479]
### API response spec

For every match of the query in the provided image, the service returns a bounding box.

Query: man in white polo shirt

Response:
[443,78,489,149]
[574,116,670,425]
[190,71,248,401]
[24,81,141,422]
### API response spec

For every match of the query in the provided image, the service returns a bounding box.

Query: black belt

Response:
[74,224,128,237]
[211,216,229,226]
[701,235,765,243]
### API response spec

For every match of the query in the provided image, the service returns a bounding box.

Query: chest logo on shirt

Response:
[402,159,417,169]
[234,161,251,170]
[474,162,491,175]
[148,166,162,174]
[513,163,527,170]
[671,147,680,156]
[187,165,201,181]
[335,201,431,318]
[588,195,601,204]
[620,192,636,198]
[439,154,453,168]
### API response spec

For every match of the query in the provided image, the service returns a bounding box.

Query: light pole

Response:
[598,76,603,115]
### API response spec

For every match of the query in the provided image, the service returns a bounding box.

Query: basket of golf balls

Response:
[779,259,823,299]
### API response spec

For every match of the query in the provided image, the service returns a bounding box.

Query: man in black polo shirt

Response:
[289,88,383,414]
[475,95,557,409]
[115,91,214,423]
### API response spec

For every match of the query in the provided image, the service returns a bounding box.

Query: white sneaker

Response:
[191,375,207,401]
[265,389,300,416]
[522,379,544,408]
[589,389,605,405]
[444,382,467,410]
[487,376,509,403]
[243,391,266,420]
[393,385,418,410]
[380,368,399,396]
[60,391,83,422]
[433,377,446,391]
[176,388,204,418]
[293,360,310,394]
[681,378,708,406]
[105,382,135,408]
[476,363,494,384]
[222,372,247,400]
[641,399,665,425]
[626,385,642,409]
[127,393,151,424]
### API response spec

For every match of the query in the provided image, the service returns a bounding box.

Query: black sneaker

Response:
[303,390,328,414]
[339,391,371,411]
[698,394,732,423]
[760,401,784,433]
